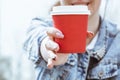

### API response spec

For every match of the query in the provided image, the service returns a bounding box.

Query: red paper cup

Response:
[51,5,90,53]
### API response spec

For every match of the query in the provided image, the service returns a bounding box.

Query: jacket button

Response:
[98,71,104,78]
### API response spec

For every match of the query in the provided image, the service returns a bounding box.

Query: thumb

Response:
[87,31,94,38]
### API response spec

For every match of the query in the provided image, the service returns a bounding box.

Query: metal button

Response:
[98,71,104,78]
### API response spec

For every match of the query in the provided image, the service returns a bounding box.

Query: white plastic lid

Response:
[51,5,90,15]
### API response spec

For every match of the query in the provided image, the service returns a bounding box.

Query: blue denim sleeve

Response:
[23,17,53,68]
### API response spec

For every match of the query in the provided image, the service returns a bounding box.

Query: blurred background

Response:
[0,0,120,80]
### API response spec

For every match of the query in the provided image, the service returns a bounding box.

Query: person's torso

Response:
[36,18,120,80]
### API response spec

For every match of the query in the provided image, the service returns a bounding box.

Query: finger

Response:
[45,39,59,52]
[48,50,57,60]
[46,28,64,38]
[47,58,54,69]
[87,31,94,38]
[47,51,58,69]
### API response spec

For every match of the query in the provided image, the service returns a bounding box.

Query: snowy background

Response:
[0,0,120,80]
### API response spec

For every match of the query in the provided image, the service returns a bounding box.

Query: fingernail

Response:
[53,44,59,52]
[56,32,64,38]
[54,47,59,52]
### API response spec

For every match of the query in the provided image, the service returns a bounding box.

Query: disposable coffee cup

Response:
[51,5,90,53]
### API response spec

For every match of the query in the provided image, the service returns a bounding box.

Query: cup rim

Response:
[51,5,90,15]
[51,11,90,15]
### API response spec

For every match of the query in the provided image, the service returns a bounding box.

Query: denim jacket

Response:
[23,17,120,80]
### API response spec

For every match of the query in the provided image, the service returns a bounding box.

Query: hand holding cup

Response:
[40,27,69,69]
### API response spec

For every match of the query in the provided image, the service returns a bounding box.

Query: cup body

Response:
[51,5,90,53]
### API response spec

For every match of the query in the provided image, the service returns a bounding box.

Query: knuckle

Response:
[45,40,59,51]
[48,51,56,59]
[47,28,56,34]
